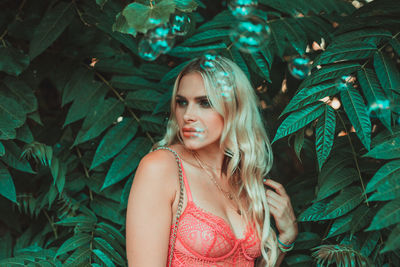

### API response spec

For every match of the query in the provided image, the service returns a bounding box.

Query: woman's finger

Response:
[263,178,287,196]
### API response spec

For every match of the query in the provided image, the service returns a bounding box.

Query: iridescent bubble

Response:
[367,99,391,119]
[216,71,234,101]
[336,75,356,91]
[147,23,175,54]
[138,37,162,61]
[171,13,191,36]
[200,51,221,71]
[229,16,270,53]
[288,55,312,79]
[228,0,258,17]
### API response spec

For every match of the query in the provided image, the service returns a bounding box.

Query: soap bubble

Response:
[229,16,270,53]
[288,55,312,79]
[147,23,175,54]
[171,13,191,36]
[200,51,221,71]
[138,37,162,61]
[336,75,356,91]
[228,0,258,17]
[216,71,234,101]
[367,99,391,119]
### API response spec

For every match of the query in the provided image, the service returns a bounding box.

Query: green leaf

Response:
[1,141,34,174]
[16,124,34,144]
[326,212,352,238]
[298,199,329,222]
[367,198,400,231]
[91,118,138,170]
[360,231,380,257]
[140,114,165,134]
[284,254,313,266]
[174,0,198,12]
[300,63,361,89]
[368,172,400,201]
[322,186,363,220]
[231,47,250,79]
[63,83,108,127]
[315,105,336,170]
[382,224,400,253]
[93,248,115,267]
[62,68,94,107]
[293,128,305,162]
[357,67,391,131]
[349,205,373,237]
[333,29,392,44]
[340,86,371,150]
[197,10,236,32]
[72,98,125,147]
[0,162,17,203]
[316,41,377,65]
[55,233,91,256]
[272,102,325,143]
[29,2,75,59]
[102,137,152,190]
[161,60,190,83]
[168,43,227,57]
[281,18,307,55]
[0,92,26,138]
[390,37,400,56]
[293,232,320,250]
[366,160,400,193]
[363,136,400,159]
[251,50,271,82]
[316,168,358,201]
[111,75,161,91]
[0,142,4,156]
[181,29,230,46]
[126,90,162,111]
[319,150,353,183]
[122,0,175,34]
[94,55,144,75]
[97,222,125,244]
[112,12,137,36]
[93,237,125,266]
[55,215,96,227]
[374,50,400,99]
[64,248,91,267]
[90,197,124,225]
[280,82,338,118]
[0,44,30,76]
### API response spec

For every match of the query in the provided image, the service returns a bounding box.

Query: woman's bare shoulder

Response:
[135,147,181,187]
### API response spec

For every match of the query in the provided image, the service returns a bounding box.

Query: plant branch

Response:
[335,110,369,205]
[43,209,58,239]
[83,63,156,144]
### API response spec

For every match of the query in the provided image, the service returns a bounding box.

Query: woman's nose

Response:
[183,104,197,122]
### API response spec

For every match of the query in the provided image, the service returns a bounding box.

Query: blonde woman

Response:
[126,56,298,266]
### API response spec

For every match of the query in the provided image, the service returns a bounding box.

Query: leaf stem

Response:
[335,110,369,206]
[84,64,155,144]
[43,209,58,239]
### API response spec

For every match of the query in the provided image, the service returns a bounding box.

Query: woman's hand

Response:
[263,178,298,245]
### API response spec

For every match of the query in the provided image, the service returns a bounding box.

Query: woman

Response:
[126,56,297,266]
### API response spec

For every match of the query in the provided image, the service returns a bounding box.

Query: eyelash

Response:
[176,99,211,108]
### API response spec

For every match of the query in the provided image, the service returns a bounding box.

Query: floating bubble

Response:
[367,99,391,119]
[216,71,234,100]
[228,0,258,17]
[288,55,312,79]
[171,13,191,36]
[229,16,270,53]
[336,75,356,91]
[146,23,175,54]
[138,37,162,61]
[200,51,221,71]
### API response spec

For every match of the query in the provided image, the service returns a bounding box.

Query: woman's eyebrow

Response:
[176,94,208,100]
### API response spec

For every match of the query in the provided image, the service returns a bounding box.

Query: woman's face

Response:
[175,72,224,151]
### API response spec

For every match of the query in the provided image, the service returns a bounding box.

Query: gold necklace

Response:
[192,152,234,201]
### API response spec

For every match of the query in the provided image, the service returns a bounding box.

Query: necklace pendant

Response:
[237,209,241,215]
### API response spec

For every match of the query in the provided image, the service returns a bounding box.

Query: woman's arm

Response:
[126,151,179,267]
[263,179,298,267]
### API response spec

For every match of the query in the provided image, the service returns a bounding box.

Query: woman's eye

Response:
[200,100,211,108]
[176,99,187,106]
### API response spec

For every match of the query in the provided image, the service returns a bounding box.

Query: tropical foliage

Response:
[0,0,399,266]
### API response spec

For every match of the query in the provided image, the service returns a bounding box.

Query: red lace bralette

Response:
[167,156,261,266]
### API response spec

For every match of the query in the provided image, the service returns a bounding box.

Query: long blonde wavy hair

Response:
[154,56,278,266]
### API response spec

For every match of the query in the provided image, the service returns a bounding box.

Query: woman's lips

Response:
[182,127,204,137]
